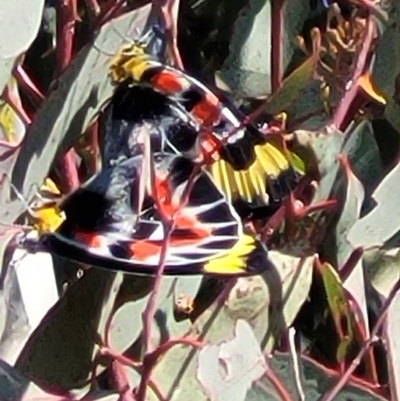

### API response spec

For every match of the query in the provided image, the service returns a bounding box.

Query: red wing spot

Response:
[129,231,207,261]
[154,176,176,218]
[192,93,221,126]
[200,132,221,161]
[154,176,212,237]
[75,232,105,249]
[129,214,212,261]
[130,234,208,261]
[129,241,161,261]
[150,70,188,93]
[174,214,211,239]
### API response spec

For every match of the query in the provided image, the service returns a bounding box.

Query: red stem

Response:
[56,149,80,193]
[135,226,171,401]
[147,337,203,362]
[94,0,129,29]
[265,363,294,401]
[136,151,201,400]
[13,65,45,107]
[56,0,77,76]
[339,247,363,280]
[84,121,100,176]
[158,0,184,69]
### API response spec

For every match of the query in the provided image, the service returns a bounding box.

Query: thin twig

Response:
[13,65,45,106]
[158,0,184,69]
[94,0,129,29]
[56,0,78,76]
[135,124,201,401]
[265,358,294,401]
[146,337,203,362]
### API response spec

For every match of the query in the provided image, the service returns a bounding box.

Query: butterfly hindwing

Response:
[40,152,269,275]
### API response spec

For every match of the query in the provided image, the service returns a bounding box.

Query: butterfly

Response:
[39,148,272,276]
[99,81,201,168]
[107,40,304,211]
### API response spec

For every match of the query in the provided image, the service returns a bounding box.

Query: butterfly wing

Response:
[100,83,201,167]
[41,152,270,275]
[40,231,271,276]
[108,48,303,210]
[209,124,301,207]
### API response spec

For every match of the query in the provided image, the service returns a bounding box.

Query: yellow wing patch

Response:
[203,234,257,274]
[32,203,65,234]
[209,142,294,204]
[109,43,151,84]
[31,178,65,234]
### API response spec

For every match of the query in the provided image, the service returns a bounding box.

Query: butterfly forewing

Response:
[108,45,303,209]
[100,83,202,168]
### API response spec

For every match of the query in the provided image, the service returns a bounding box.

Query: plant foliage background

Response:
[0,0,400,400]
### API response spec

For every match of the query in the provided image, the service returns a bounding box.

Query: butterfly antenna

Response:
[111,21,134,44]
[92,20,137,57]
[0,221,31,231]
[139,27,155,46]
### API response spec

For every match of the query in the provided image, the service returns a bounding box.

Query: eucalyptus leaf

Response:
[333,157,369,335]
[0,0,45,93]
[384,289,400,400]
[281,0,312,74]
[6,4,154,226]
[107,276,178,356]
[197,320,266,401]
[149,251,312,401]
[347,159,400,249]
[218,0,272,98]
[363,247,400,298]
[342,120,383,191]
[0,358,57,401]
[0,359,29,400]
[265,54,318,116]
[0,231,58,365]
[371,2,400,132]
[262,353,387,401]
[0,76,27,176]
[16,267,121,390]
[335,158,365,269]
